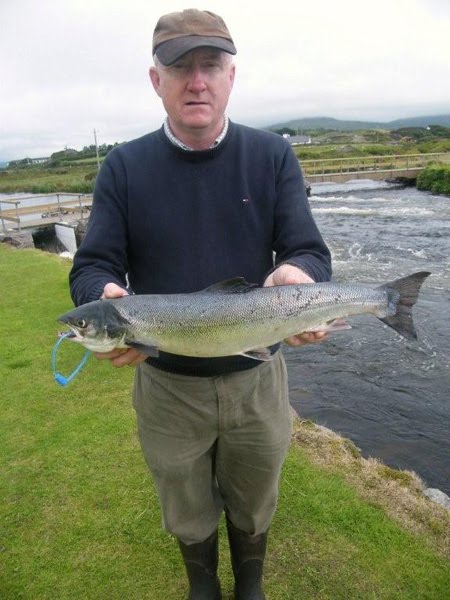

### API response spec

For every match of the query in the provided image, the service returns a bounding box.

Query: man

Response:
[70,8,331,600]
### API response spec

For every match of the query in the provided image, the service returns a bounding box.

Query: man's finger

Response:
[101,283,128,299]
[110,349,149,368]
[284,332,328,346]
[93,348,128,360]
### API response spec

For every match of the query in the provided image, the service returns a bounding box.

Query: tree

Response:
[273,127,296,137]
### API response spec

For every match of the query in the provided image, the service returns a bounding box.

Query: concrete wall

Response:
[55,223,77,254]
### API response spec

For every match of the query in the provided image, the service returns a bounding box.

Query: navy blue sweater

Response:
[69,121,331,375]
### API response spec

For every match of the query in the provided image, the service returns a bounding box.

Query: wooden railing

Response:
[301,152,450,178]
[0,193,92,232]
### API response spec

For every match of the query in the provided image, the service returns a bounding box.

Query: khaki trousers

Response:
[132,352,293,544]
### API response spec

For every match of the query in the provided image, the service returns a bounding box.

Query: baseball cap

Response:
[153,9,237,66]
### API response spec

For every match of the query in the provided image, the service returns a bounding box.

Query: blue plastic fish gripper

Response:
[52,332,91,386]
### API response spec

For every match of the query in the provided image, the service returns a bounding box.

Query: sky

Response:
[1,0,449,160]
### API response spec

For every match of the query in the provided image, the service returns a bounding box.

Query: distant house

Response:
[282,133,312,146]
[7,156,49,168]
[30,157,50,164]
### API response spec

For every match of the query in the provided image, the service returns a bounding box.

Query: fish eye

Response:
[76,319,87,329]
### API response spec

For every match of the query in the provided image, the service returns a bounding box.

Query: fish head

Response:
[58,300,129,352]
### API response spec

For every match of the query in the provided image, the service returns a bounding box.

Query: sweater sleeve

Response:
[69,151,129,306]
[272,143,332,283]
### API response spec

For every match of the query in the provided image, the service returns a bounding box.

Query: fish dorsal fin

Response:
[199,278,259,294]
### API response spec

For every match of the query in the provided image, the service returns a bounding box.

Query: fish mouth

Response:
[58,326,85,343]
[58,330,76,339]
[58,324,126,353]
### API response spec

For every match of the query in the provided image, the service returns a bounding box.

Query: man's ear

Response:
[229,63,236,88]
[149,66,161,96]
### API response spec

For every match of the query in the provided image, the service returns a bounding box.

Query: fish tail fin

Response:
[377,271,431,340]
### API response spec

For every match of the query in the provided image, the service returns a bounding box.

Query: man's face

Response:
[149,48,235,141]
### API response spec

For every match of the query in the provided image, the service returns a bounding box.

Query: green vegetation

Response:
[391,125,450,141]
[7,143,118,169]
[0,163,97,194]
[2,127,450,194]
[417,165,450,195]
[1,244,449,599]
[292,134,450,161]
[268,124,450,160]
[0,143,120,194]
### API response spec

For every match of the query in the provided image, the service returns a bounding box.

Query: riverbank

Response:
[417,164,450,195]
[1,244,449,599]
[0,163,95,194]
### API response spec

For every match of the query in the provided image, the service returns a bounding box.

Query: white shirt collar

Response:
[163,116,229,151]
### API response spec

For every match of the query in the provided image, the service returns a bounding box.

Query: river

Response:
[286,180,450,495]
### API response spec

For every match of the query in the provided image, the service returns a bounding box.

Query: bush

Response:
[417,165,450,195]
[418,140,450,154]
[360,145,398,156]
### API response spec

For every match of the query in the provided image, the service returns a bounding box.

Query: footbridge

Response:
[301,152,450,184]
[0,193,92,232]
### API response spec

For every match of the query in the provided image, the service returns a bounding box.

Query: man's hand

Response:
[94,283,149,367]
[264,264,328,347]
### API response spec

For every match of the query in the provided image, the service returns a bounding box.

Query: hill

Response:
[268,114,450,132]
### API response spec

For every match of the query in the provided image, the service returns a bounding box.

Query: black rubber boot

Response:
[177,530,222,600]
[226,517,267,600]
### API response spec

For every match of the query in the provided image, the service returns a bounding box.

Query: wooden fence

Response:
[301,152,450,182]
[0,193,92,232]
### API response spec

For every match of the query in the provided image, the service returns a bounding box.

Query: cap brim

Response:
[155,36,237,66]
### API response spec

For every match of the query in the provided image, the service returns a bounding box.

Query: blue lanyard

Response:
[52,332,91,386]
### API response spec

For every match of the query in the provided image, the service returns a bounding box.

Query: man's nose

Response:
[187,67,207,92]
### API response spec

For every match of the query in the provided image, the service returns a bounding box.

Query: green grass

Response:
[0,164,97,194]
[1,245,449,599]
[293,139,450,160]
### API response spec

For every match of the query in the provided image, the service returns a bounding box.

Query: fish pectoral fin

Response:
[240,347,273,361]
[125,340,159,357]
[306,318,352,333]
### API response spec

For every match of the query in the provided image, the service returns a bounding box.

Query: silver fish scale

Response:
[111,283,389,357]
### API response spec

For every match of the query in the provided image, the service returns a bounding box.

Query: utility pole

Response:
[93,128,100,171]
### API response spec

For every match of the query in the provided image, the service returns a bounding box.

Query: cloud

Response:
[1,0,449,159]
